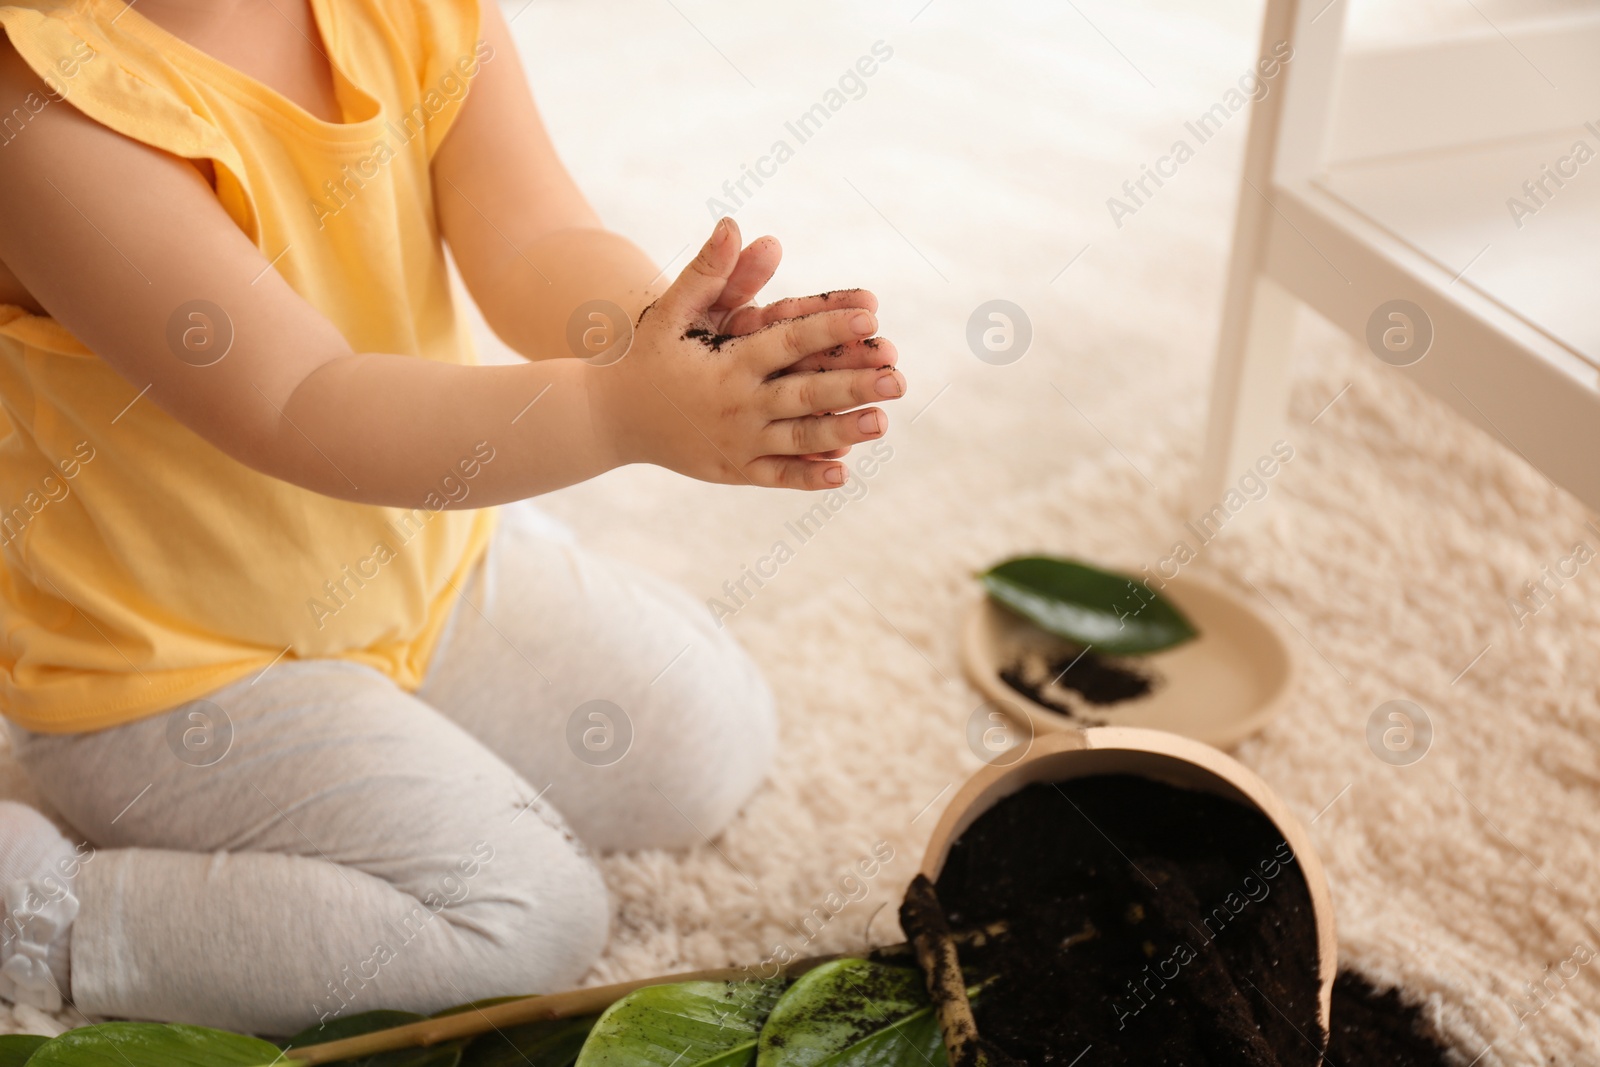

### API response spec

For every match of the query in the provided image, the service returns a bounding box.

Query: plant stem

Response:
[284,953,839,1064]
[900,874,997,1067]
[285,920,1013,1064]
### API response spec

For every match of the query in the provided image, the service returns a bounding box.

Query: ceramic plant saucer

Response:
[962,572,1298,749]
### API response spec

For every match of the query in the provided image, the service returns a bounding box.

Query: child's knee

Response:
[627,631,778,850]
[436,819,610,997]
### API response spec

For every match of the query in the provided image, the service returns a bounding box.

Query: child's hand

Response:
[591,218,904,491]
[704,234,899,463]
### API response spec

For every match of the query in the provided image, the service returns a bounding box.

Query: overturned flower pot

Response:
[919,726,1336,1065]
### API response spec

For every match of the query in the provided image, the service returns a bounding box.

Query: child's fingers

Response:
[741,309,877,375]
[799,447,852,461]
[772,337,899,377]
[662,217,742,315]
[764,408,888,456]
[764,288,879,320]
[721,288,878,336]
[746,456,849,491]
[763,367,905,419]
[710,236,782,316]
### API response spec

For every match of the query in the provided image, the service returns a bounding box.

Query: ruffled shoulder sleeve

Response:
[367,0,485,159]
[0,0,255,233]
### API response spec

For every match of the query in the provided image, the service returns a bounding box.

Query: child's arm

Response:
[0,43,902,507]
[428,0,657,361]
[431,0,880,361]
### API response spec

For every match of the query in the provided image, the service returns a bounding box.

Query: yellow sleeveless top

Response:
[0,0,497,732]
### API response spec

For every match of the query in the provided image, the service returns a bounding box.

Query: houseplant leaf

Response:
[0,1034,47,1066]
[574,978,784,1067]
[433,997,594,1067]
[980,556,1197,654]
[755,958,969,1067]
[459,1014,598,1067]
[25,1022,281,1066]
[284,1009,462,1066]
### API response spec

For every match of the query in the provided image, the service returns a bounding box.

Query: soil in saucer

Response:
[999,647,1156,725]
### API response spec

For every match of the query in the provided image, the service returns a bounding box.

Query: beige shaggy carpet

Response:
[501,1,1600,1063]
[5,0,1598,1063]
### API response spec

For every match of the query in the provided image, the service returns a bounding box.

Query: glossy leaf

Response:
[0,1034,47,1066]
[459,1014,598,1067]
[574,978,785,1067]
[754,959,962,1067]
[25,1023,282,1067]
[981,556,1197,654]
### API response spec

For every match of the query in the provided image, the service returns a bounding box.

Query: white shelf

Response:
[1198,0,1600,512]
[1318,129,1600,368]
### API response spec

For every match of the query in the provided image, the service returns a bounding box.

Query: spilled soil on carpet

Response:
[1328,970,1454,1066]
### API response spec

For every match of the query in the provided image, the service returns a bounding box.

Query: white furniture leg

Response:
[1193,0,1330,523]
[1194,275,1298,515]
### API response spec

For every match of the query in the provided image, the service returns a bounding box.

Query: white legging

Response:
[8,504,777,1035]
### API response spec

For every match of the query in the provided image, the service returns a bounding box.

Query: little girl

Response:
[0,0,903,1035]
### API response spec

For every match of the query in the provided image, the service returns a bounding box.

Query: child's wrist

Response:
[581,360,643,471]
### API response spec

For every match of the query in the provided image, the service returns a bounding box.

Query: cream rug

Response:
[7,0,1598,1062]
[501,1,1600,1063]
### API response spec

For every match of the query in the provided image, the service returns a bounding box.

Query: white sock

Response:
[0,803,78,1013]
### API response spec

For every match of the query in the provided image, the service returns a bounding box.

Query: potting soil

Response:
[935,775,1322,1065]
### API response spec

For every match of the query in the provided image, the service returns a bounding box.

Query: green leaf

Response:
[574,978,785,1067]
[980,556,1198,654]
[459,1014,598,1067]
[0,1034,48,1066]
[284,1011,461,1067]
[25,1023,282,1067]
[755,959,956,1067]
